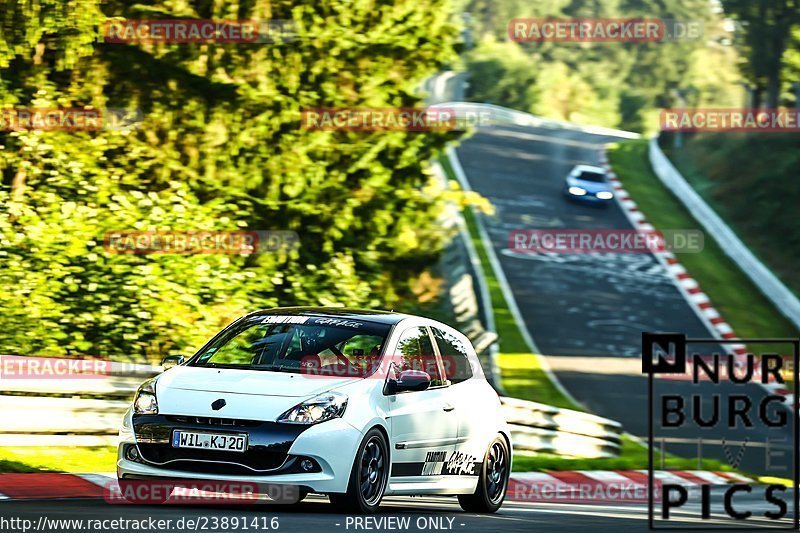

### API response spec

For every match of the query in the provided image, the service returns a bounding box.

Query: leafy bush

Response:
[0,0,462,361]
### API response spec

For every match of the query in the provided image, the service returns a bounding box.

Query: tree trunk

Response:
[766,74,781,109]
[11,166,26,202]
[765,24,788,109]
[751,84,764,109]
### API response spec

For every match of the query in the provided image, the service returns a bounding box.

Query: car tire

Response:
[117,479,173,505]
[329,428,389,514]
[457,435,510,514]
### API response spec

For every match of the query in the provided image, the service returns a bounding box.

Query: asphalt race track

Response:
[0,490,793,532]
[455,124,794,478]
[455,125,718,358]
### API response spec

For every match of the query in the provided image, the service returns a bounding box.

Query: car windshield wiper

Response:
[270,364,304,373]
[197,361,306,373]
[236,363,302,373]
[200,362,272,370]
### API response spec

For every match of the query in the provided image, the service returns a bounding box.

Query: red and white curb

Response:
[597,149,792,404]
[0,473,117,501]
[0,471,752,504]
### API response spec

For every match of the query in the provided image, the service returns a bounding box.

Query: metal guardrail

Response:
[1,393,623,459]
[441,237,499,356]
[1,358,624,458]
[429,100,641,139]
[501,397,622,459]
[0,357,160,445]
[649,137,800,330]
[0,395,127,446]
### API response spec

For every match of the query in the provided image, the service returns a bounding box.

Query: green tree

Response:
[463,36,537,109]
[0,0,462,361]
[529,61,621,126]
[461,0,739,131]
[722,0,800,108]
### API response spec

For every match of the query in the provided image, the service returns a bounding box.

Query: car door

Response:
[385,324,459,482]
[432,325,489,477]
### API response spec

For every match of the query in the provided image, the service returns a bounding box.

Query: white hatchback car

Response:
[118,308,511,513]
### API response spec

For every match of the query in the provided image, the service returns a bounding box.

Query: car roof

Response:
[571,164,606,175]
[247,306,411,326]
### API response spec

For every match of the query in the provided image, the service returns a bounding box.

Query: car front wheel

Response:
[458,435,510,513]
[329,428,389,514]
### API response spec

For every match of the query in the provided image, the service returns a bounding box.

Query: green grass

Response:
[495,353,574,410]
[609,140,796,340]
[0,446,117,473]
[461,209,528,355]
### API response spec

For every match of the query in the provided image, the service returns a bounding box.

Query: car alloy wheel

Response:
[485,441,507,503]
[457,435,510,513]
[329,428,389,513]
[359,435,387,505]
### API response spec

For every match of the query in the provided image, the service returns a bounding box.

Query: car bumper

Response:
[118,415,362,494]
[564,190,612,205]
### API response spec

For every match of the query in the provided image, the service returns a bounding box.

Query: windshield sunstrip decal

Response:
[261,315,310,324]
[312,318,363,328]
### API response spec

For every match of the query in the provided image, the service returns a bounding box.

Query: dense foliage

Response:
[721,0,800,109]
[663,131,800,298]
[0,0,462,361]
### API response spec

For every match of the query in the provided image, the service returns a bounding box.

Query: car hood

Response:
[157,365,359,398]
[567,177,612,194]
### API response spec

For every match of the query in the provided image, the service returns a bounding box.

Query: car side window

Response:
[394,326,445,387]
[432,327,473,384]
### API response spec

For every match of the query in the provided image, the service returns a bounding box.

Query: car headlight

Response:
[596,191,614,200]
[277,391,348,425]
[568,186,587,196]
[133,378,158,415]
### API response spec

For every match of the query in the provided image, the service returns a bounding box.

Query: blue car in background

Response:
[563,165,614,206]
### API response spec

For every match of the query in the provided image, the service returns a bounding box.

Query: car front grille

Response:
[132,414,310,475]
[165,416,260,427]
[137,443,287,473]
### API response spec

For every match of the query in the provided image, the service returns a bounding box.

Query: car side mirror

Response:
[161,355,184,371]
[384,370,431,395]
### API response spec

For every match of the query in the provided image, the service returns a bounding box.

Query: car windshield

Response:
[189,315,391,376]
[577,170,606,183]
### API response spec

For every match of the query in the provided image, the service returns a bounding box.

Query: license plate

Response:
[172,430,247,452]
